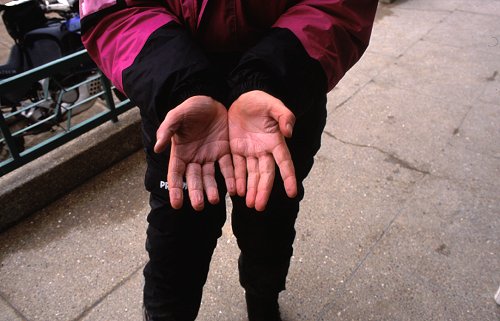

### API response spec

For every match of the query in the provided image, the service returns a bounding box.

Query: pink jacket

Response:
[80,0,377,93]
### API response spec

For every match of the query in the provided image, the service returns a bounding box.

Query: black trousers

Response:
[143,96,327,321]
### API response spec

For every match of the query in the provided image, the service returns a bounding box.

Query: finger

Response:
[272,143,297,198]
[246,157,259,209]
[254,154,275,212]
[167,154,186,210]
[186,163,204,211]
[218,154,236,196]
[269,103,295,138]
[202,162,219,205]
[154,109,182,153]
[233,154,247,197]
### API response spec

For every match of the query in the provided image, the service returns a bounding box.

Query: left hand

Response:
[228,90,297,211]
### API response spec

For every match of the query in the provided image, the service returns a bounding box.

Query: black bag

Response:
[1,0,47,43]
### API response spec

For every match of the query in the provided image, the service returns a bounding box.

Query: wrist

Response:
[228,67,284,106]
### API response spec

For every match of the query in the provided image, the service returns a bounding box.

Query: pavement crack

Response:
[72,263,146,321]
[332,80,372,111]
[0,290,31,321]
[316,189,421,321]
[324,131,431,175]
[383,154,430,175]
[451,105,473,138]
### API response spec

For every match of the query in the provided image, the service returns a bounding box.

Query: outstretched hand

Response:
[228,90,297,211]
[154,96,236,211]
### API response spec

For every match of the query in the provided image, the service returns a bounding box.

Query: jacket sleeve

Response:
[80,1,224,125]
[229,0,378,116]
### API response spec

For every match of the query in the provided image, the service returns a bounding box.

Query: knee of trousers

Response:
[231,191,299,296]
[231,191,299,258]
[143,191,227,300]
[144,192,227,268]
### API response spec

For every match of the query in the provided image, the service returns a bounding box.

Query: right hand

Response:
[154,96,236,211]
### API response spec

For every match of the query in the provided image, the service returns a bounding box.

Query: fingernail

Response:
[154,141,161,153]
[286,123,293,136]
[172,189,182,201]
[228,181,236,195]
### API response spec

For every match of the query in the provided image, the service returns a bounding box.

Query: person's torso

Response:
[164,0,295,52]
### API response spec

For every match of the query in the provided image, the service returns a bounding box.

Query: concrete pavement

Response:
[1,1,499,320]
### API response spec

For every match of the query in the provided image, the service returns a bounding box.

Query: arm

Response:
[80,1,224,125]
[229,1,378,115]
[80,1,235,210]
[228,1,378,210]
[273,0,379,92]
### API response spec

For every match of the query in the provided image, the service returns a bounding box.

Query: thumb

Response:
[270,103,295,138]
[154,108,182,153]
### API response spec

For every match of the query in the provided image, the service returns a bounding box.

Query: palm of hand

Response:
[229,112,284,158]
[228,91,297,211]
[155,96,235,211]
[171,103,229,164]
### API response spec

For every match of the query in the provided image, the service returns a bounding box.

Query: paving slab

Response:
[323,176,500,321]
[79,195,247,321]
[393,0,500,14]
[374,39,500,106]
[427,100,500,193]
[456,0,500,17]
[326,81,469,176]
[271,138,423,321]
[327,52,395,111]
[424,10,500,55]
[0,151,149,321]
[80,268,144,321]
[429,135,500,195]
[0,296,24,321]
[369,5,449,57]
[320,260,472,321]
[479,74,500,106]
[392,178,499,296]
[389,0,461,11]
[447,101,500,159]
